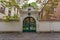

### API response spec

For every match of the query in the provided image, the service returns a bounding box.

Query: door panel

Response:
[23,17,36,32]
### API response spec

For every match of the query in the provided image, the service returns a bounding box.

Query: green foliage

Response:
[13,14,19,19]
[0,0,20,9]
[0,0,5,2]
[3,16,10,22]
[22,2,38,10]
[30,2,38,10]
[0,1,20,20]
[9,0,20,9]
[3,14,20,22]
[22,2,28,9]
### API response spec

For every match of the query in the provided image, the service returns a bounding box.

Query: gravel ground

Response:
[0,32,60,40]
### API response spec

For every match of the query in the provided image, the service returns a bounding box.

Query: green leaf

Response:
[22,2,28,9]
[30,2,38,10]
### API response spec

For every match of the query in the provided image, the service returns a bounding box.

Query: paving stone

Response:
[0,33,60,40]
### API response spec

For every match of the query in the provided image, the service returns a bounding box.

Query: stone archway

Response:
[23,17,36,32]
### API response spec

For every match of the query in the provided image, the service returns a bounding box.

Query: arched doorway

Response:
[23,17,36,32]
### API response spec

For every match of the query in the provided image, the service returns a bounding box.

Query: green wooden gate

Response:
[23,17,36,32]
